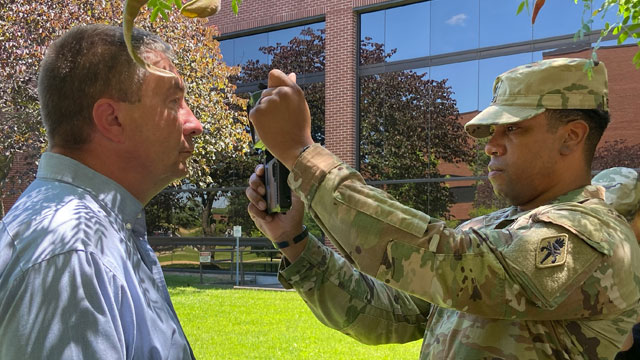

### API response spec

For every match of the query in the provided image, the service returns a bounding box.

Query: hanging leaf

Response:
[531,0,545,24]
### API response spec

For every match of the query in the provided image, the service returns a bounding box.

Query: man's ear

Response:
[93,99,124,143]
[559,120,589,156]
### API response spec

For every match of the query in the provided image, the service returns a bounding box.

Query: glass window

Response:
[219,22,325,68]
[359,69,472,182]
[385,2,430,61]
[429,60,479,113]
[478,53,534,109]
[360,9,385,53]
[430,0,479,55]
[234,33,269,66]
[360,2,430,64]
[219,39,235,66]
[533,1,583,39]
[479,0,531,48]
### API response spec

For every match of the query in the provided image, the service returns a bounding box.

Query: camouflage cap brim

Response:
[464,105,546,138]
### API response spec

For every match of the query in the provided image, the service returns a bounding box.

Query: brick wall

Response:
[544,45,640,147]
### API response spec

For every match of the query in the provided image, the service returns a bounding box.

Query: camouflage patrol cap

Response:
[592,167,640,220]
[465,58,609,138]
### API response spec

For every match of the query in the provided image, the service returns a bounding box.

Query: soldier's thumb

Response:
[268,69,297,89]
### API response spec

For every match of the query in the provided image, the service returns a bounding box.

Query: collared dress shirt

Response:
[0,153,194,359]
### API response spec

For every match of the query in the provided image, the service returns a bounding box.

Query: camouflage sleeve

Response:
[288,145,640,320]
[278,233,430,345]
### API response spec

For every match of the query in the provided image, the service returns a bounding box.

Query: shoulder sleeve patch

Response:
[536,234,569,268]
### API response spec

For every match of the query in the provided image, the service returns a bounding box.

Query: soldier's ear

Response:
[92,99,125,144]
[559,120,588,156]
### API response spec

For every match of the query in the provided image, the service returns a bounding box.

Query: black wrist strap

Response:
[275,225,308,249]
[300,144,312,156]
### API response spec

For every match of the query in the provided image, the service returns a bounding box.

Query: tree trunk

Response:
[201,192,215,236]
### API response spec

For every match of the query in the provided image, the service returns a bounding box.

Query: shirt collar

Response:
[37,152,144,224]
[482,185,605,229]
[550,184,605,204]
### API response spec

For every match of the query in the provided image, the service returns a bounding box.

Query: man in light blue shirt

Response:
[0,24,203,359]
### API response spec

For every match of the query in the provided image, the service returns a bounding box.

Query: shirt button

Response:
[125,223,132,230]
[137,213,142,219]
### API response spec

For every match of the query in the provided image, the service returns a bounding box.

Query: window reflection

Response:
[219,22,325,67]
[360,10,385,63]
[429,60,479,113]
[479,0,531,47]
[359,69,472,185]
[431,0,479,55]
[385,2,430,61]
[533,1,583,39]
[592,3,620,30]
[359,2,430,64]
[233,33,269,66]
[218,40,235,66]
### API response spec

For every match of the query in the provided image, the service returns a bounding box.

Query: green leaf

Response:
[627,23,640,32]
[159,0,171,11]
[517,1,526,15]
[253,140,266,151]
[583,61,594,80]
[174,0,183,8]
[574,30,581,41]
[619,31,629,44]
[633,50,640,68]
[232,0,241,15]
[150,6,161,22]
[160,8,169,21]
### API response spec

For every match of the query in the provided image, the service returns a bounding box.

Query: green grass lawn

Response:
[166,274,422,359]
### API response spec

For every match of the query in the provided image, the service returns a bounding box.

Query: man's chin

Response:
[491,187,516,206]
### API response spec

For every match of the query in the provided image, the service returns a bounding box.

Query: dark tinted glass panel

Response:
[479,0,531,47]
[429,60,479,113]
[431,0,479,55]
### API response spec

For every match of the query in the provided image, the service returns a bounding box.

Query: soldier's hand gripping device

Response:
[248,87,292,214]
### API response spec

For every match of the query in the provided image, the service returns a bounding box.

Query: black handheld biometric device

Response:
[248,87,292,214]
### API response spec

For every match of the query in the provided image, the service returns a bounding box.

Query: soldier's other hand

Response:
[248,70,314,170]
[246,164,307,261]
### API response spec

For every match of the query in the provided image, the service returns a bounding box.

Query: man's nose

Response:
[181,101,203,136]
[484,131,505,157]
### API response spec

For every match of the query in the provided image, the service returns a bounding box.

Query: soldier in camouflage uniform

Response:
[591,167,640,359]
[246,58,640,359]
